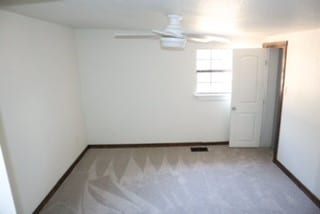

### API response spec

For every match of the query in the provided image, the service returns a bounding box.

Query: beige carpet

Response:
[41,145,319,214]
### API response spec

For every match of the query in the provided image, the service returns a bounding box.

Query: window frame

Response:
[194,49,233,100]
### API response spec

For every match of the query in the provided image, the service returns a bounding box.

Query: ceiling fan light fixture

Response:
[160,37,186,49]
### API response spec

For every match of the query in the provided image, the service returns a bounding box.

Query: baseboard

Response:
[32,141,227,213]
[33,141,229,214]
[273,159,320,209]
[33,145,90,214]
[32,142,319,213]
[88,141,229,149]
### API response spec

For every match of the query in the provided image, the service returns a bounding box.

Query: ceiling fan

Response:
[114,14,230,49]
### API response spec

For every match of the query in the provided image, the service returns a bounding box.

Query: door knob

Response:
[232,106,237,111]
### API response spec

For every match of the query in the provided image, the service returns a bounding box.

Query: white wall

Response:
[268,29,320,198]
[76,29,261,145]
[0,10,86,213]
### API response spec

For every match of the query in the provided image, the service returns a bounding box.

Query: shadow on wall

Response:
[0,111,18,213]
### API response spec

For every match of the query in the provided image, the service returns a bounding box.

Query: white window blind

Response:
[196,49,233,94]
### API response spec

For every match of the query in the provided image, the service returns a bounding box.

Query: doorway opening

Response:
[262,41,288,161]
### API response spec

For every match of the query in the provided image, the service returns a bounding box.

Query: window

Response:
[196,49,233,96]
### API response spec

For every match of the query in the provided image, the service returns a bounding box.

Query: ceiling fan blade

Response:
[187,37,215,43]
[114,33,158,39]
[152,30,182,38]
[0,0,61,6]
[184,33,230,43]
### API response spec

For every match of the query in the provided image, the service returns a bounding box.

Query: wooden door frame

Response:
[263,42,320,208]
[262,41,288,161]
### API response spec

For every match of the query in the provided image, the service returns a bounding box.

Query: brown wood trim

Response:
[33,140,320,212]
[263,41,288,48]
[32,141,227,213]
[33,145,90,214]
[262,41,288,162]
[266,41,320,210]
[274,159,320,208]
[88,141,229,149]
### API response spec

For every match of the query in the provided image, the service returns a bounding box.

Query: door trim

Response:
[262,41,288,161]
[263,41,320,209]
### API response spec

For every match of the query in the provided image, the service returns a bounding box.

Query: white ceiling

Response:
[2,0,320,36]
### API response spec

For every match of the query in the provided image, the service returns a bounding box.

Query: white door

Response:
[229,49,269,147]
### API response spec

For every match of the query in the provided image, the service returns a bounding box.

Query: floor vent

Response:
[190,147,208,152]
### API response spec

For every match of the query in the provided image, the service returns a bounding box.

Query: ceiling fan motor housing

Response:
[160,37,186,49]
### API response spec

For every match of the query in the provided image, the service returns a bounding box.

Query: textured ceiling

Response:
[2,0,320,36]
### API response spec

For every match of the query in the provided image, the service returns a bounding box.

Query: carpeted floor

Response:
[41,145,320,214]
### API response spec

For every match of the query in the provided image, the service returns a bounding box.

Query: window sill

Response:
[193,92,231,101]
